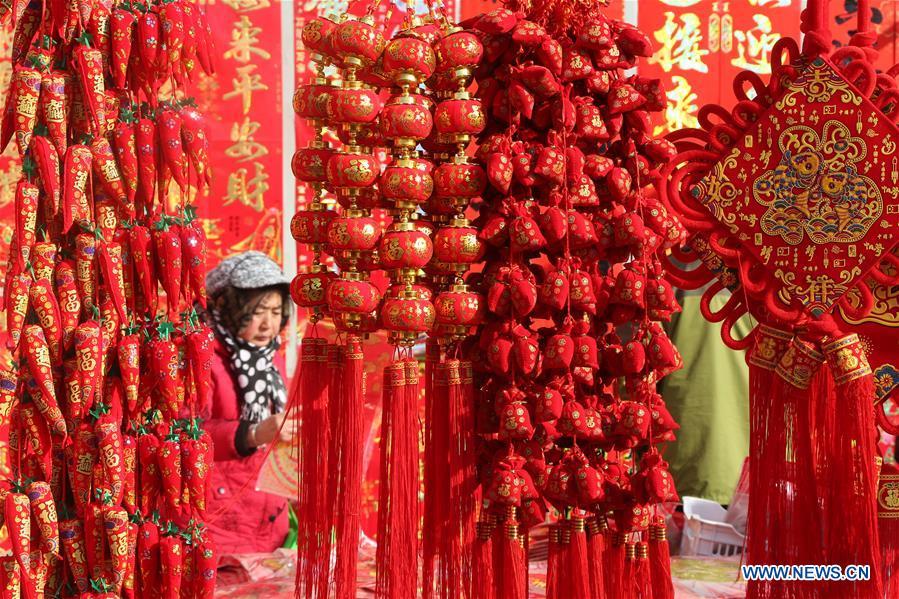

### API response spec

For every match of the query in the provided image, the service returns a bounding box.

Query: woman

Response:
[201,251,299,555]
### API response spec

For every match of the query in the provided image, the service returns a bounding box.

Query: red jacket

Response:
[201,340,289,555]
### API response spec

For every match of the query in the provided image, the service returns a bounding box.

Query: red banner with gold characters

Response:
[188,0,285,268]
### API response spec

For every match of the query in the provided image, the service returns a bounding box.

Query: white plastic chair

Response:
[681,496,745,558]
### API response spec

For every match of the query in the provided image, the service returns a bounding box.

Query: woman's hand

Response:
[249,412,299,447]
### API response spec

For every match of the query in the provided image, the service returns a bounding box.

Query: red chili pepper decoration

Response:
[13,178,38,269]
[97,241,128,322]
[122,433,138,513]
[159,533,183,599]
[113,108,139,208]
[60,517,90,593]
[138,432,161,515]
[137,11,161,91]
[180,2,199,75]
[186,325,213,410]
[161,1,185,81]
[75,233,98,315]
[5,489,37,599]
[40,70,68,158]
[179,105,211,193]
[128,224,157,314]
[88,3,113,74]
[74,320,102,413]
[158,107,188,191]
[55,260,81,350]
[30,136,62,222]
[70,422,97,513]
[117,333,140,416]
[90,135,129,215]
[5,271,31,350]
[196,5,215,75]
[96,420,125,505]
[138,519,160,596]
[123,520,138,597]
[31,241,57,283]
[99,296,121,374]
[11,65,41,156]
[191,536,216,598]
[74,41,107,136]
[26,481,60,562]
[22,325,67,438]
[154,219,183,319]
[159,427,182,519]
[101,505,129,592]
[29,278,63,365]
[62,144,93,234]
[111,7,136,90]
[136,116,158,210]
[84,503,106,581]
[20,401,52,480]
[181,424,211,515]
[180,210,207,307]
[152,326,181,419]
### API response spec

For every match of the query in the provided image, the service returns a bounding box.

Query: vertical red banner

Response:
[189,0,284,267]
[639,0,801,135]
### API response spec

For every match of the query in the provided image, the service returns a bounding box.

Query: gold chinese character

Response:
[654,75,700,136]
[221,0,270,12]
[225,117,269,162]
[650,12,709,73]
[731,15,779,74]
[224,162,269,211]
[223,64,269,115]
[223,16,272,64]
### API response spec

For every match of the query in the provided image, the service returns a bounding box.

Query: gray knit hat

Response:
[206,251,290,298]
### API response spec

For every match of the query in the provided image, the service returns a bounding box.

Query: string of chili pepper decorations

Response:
[0,0,217,596]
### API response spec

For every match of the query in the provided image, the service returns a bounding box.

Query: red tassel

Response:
[587,516,608,599]
[471,516,496,599]
[321,344,342,593]
[423,347,449,599]
[603,531,626,599]
[878,464,899,596]
[648,517,674,599]
[295,338,330,599]
[623,541,637,599]
[565,517,591,599]
[497,507,527,599]
[375,360,420,599]
[635,541,652,599]
[334,336,364,599]
[745,324,793,594]
[448,360,477,595]
[822,334,883,598]
[546,524,562,599]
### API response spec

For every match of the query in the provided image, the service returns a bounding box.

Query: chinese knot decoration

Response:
[296,0,685,598]
[0,0,217,597]
[661,0,896,596]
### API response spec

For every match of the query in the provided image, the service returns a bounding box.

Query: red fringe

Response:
[565,518,591,599]
[603,532,626,599]
[623,542,636,599]
[448,360,477,599]
[471,517,496,599]
[334,337,364,599]
[375,360,419,599]
[324,344,344,592]
[587,517,607,599]
[648,517,674,599]
[546,524,562,599]
[822,336,882,598]
[295,338,330,599]
[634,541,652,599]
[879,464,899,596]
[423,344,448,599]
[497,509,527,599]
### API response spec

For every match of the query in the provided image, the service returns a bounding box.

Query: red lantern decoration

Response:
[379,158,434,207]
[331,16,384,68]
[326,150,380,190]
[379,226,434,271]
[326,212,381,252]
[383,36,436,85]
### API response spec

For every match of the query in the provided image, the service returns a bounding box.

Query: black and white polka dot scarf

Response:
[213,317,287,423]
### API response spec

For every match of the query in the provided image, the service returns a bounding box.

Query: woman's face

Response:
[239,291,284,347]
